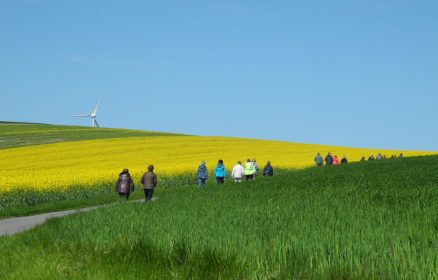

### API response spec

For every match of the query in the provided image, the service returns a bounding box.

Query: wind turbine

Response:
[71,98,102,128]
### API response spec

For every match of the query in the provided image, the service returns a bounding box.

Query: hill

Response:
[0,122,183,150]
[1,156,437,279]
[0,121,435,218]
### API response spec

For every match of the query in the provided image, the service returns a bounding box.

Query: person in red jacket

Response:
[333,155,340,166]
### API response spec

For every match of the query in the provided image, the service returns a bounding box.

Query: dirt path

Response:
[0,198,155,237]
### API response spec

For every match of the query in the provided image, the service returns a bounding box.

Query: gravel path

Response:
[0,198,155,237]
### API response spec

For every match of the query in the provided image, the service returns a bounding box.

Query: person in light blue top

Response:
[197,161,208,189]
[214,159,227,185]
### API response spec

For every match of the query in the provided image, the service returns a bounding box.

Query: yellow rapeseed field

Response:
[0,136,434,192]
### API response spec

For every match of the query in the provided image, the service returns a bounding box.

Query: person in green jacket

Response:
[244,159,255,180]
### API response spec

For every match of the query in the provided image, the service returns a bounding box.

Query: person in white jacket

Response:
[232,161,245,183]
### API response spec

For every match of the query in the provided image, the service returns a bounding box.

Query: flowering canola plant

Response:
[0,136,434,192]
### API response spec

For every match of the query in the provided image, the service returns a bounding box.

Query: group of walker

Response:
[314,152,404,166]
[314,153,348,166]
[114,165,157,202]
[196,159,274,189]
[114,159,274,201]
[115,152,405,200]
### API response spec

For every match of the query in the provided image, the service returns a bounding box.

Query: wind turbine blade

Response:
[71,114,91,117]
[92,97,102,115]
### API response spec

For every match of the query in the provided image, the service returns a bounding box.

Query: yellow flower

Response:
[0,136,434,192]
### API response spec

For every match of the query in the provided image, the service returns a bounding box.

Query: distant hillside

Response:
[0,122,184,149]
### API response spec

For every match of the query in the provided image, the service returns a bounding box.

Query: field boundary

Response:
[0,198,154,236]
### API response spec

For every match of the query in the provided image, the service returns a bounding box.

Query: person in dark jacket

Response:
[214,159,226,185]
[115,168,134,202]
[325,153,333,166]
[263,161,274,176]
[141,165,157,201]
[341,155,348,164]
[197,161,208,189]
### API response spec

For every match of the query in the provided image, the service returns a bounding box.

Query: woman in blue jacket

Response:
[214,159,227,185]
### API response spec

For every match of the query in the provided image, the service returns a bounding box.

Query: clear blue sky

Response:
[1,0,437,151]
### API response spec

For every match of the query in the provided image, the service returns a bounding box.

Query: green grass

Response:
[0,122,183,149]
[0,156,437,279]
[0,174,195,218]
[0,188,142,218]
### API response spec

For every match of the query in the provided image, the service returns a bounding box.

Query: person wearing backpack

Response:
[325,153,333,166]
[314,153,323,167]
[115,168,135,202]
[141,165,157,201]
[197,161,209,189]
[214,159,227,185]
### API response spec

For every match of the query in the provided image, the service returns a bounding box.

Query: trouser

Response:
[245,174,254,180]
[316,163,322,167]
[119,193,129,202]
[198,177,206,189]
[143,189,154,201]
[216,177,224,184]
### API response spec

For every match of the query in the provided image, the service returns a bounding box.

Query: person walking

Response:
[231,161,245,182]
[214,159,227,185]
[314,153,323,167]
[325,153,333,166]
[263,161,274,176]
[368,155,375,161]
[115,168,134,202]
[333,155,339,166]
[252,159,260,179]
[341,155,348,164]
[197,161,208,189]
[141,165,157,201]
[376,153,383,160]
[244,159,256,180]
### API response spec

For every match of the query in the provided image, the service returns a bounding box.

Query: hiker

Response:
[341,155,348,164]
[368,155,375,161]
[376,153,383,160]
[244,159,256,180]
[325,153,333,166]
[399,153,404,159]
[141,165,157,201]
[314,153,323,167]
[333,155,339,166]
[214,159,227,185]
[252,159,260,179]
[115,168,135,202]
[231,161,245,182]
[197,161,208,189]
[360,156,366,161]
[263,161,274,176]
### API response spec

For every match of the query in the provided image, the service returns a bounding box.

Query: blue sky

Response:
[1,0,437,151]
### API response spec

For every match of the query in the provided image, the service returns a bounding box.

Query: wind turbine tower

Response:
[71,98,102,128]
